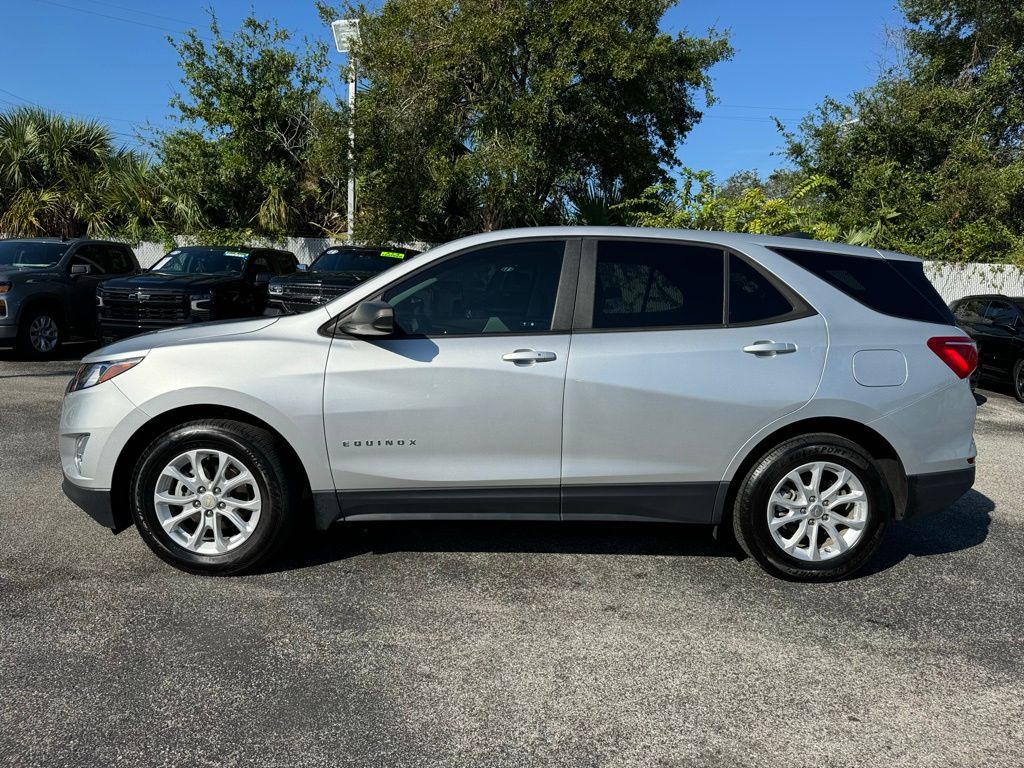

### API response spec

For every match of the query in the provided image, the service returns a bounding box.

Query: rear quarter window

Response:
[770,248,954,325]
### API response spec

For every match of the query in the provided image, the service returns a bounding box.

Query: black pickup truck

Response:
[267,245,420,314]
[97,245,298,342]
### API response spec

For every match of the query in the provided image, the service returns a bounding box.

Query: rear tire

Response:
[732,433,890,581]
[16,306,62,359]
[129,419,298,575]
[1013,359,1024,403]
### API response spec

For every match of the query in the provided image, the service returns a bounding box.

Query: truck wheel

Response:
[732,433,890,581]
[17,306,62,359]
[129,419,298,575]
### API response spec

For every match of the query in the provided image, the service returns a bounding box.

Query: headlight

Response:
[0,281,11,294]
[268,283,284,295]
[67,357,144,393]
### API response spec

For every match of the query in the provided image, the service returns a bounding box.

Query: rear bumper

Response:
[61,477,132,533]
[904,466,976,519]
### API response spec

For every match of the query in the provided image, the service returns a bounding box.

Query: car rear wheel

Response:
[129,419,297,575]
[732,433,890,581]
[17,307,62,359]
[1013,359,1024,403]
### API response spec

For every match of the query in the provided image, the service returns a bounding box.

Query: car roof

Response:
[440,226,922,262]
[953,294,1024,302]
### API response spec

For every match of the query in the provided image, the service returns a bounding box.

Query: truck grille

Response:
[278,282,353,305]
[101,288,188,323]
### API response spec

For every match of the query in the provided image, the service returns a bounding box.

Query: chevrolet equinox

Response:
[60,228,978,580]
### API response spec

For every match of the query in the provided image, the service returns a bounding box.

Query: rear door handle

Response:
[743,340,797,356]
[502,349,558,365]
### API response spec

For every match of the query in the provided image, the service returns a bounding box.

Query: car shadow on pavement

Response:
[262,520,740,574]
[857,488,994,577]
[264,489,994,577]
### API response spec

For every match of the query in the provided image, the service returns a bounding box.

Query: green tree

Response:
[782,0,1024,263]
[0,107,192,240]
[322,0,730,242]
[617,168,838,239]
[160,14,351,239]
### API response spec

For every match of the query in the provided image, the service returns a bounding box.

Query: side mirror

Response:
[297,264,308,272]
[339,301,395,337]
[70,263,91,276]
[254,271,272,285]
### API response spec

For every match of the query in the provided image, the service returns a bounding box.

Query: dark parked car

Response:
[97,245,298,342]
[0,238,139,358]
[950,294,1024,401]
[267,245,420,314]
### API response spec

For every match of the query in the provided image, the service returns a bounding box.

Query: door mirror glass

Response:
[70,263,91,276]
[340,301,395,337]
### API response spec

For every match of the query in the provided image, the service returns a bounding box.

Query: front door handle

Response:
[502,349,558,365]
[743,340,797,357]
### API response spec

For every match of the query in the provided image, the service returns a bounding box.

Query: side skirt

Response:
[317,483,724,526]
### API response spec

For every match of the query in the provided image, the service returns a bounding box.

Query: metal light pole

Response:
[331,19,360,240]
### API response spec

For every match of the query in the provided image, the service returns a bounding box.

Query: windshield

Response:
[311,248,411,274]
[0,241,68,268]
[151,248,248,276]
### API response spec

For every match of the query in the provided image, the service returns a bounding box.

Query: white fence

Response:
[125,237,1024,303]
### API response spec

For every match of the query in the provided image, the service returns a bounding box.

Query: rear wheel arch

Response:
[110,405,314,530]
[719,417,908,525]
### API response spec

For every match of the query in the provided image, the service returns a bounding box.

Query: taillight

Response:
[927,336,978,379]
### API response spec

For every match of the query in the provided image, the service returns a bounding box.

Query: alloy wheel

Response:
[153,449,262,555]
[766,461,869,562]
[29,315,59,353]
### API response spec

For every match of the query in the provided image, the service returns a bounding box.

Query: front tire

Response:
[1013,359,1024,403]
[129,419,297,575]
[17,306,62,359]
[732,434,890,581]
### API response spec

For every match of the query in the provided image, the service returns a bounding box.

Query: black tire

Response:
[969,365,981,393]
[1013,359,1024,403]
[16,305,62,359]
[129,419,298,575]
[732,433,891,581]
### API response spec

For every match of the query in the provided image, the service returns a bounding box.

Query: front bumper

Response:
[99,318,190,342]
[61,477,132,532]
[0,322,17,345]
[904,466,976,519]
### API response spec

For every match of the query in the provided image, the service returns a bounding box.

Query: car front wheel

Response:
[17,307,62,359]
[129,419,297,575]
[1013,359,1024,403]
[732,433,890,581]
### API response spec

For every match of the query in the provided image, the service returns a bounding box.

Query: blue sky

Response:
[1,1,904,181]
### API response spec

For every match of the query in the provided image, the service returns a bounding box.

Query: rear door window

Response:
[593,241,724,329]
[983,301,1020,326]
[728,254,793,324]
[771,248,954,325]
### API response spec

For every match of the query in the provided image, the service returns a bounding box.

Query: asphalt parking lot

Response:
[1,345,1022,768]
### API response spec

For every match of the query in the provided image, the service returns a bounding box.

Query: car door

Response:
[979,300,1019,374]
[323,238,578,519]
[561,239,828,523]
[65,243,114,336]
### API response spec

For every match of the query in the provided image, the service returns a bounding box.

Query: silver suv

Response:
[59,228,979,580]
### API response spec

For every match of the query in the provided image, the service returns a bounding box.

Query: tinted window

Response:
[729,254,793,323]
[0,241,67,267]
[594,241,724,329]
[983,301,1019,326]
[772,248,954,325]
[152,248,248,275]
[313,247,415,274]
[954,299,987,323]
[383,241,564,335]
[273,252,297,275]
[70,244,120,274]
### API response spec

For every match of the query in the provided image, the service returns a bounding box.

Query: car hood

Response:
[0,266,60,282]
[84,316,280,361]
[101,272,240,291]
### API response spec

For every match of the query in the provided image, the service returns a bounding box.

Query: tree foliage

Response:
[159,14,351,239]
[0,107,197,239]
[323,0,730,243]
[781,0,1024,263]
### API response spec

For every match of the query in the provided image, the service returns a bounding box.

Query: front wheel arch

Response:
[111,405,314,532]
